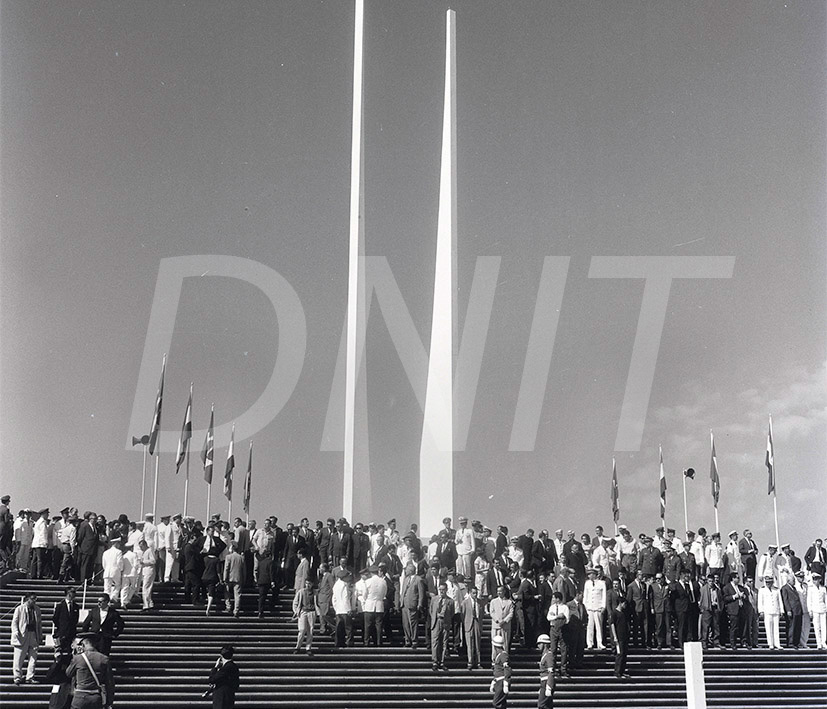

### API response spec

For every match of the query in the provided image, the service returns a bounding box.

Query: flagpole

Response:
[140,443,147,519]
[769,414,780,548]
[152,451,159,519]
[206,484,211,523]
[682,473,688,535]
[184,447,190,518]
[714,507,719,535]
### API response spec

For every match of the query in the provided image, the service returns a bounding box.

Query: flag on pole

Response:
[610,458,619,523]
[147,355,165,455]
[765,415,775,495]
[224,424,235,501]
[659,446,667,521]
[202,405,214,484]
[710,431,720,508]
[243,442,252,515]
[175,384,193,473]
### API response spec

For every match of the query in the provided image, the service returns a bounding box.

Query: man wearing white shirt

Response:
[102,539,124,604]
[138,538,156,611]
[775,544,793,587]
[806,572,827,649]
[142,513,158,553]
[705,533,725,581]
[688,531,706,580]
[756,544,778,588]
[155,515,169,582]
[121,543,139,609]
[583,568,607,650]
[591,541,610,579]
[725,531,743,583]
[455,516,475,579]
[57,513,77,583]
[794,571,811,648]
[757,576,783,649]
[547,591,571,677]
[164,514,182,583]
[332,570,357,647]
[30,509,51,579]
[552,530,565,572]
[652,527,667,553]
[361,567,387,646]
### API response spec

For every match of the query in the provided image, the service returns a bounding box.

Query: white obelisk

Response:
[420,9,457,535]
[343,0,370,522]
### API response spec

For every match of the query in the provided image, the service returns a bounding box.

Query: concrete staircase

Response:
[2,578,825,708]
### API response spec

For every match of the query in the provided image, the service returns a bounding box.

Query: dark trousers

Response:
[538,683,554,709]
[701,609,721,647]
[785,613,802,648]
[185,571,202,603]
[492,679,508,708]
[675,610,689,645]
[70,693,104,708]
[632,609,649,647]
[335,613,353,647]
[653,612,670,648]
[614,638,628,677]
[549,626,568,673]
[31,547,50,579]
[402,607,421,646]
[257,585,273,616]
[563,624,585,668]
[430,619,449,666]
[363,611,383,645]
[727,610,742,648]
[78,553,96,583]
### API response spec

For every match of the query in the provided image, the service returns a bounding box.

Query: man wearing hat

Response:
[207,645,239,709]
[142,513,158,555]
[756,544,778,588]
[490,633,511,708]
[757,575,783,649]
[774,543,793,587]
[652,527,667,553]
[429,582,454,671]
[806,572,827,649]
[638,536,662,578]
[331,568,356,647]
[724,531,743,583]
[705,533,724,581]
[66,632,115,708]
[536,633,555,709]
[30,508,51,580]
[0,494,12,556]
[583,568,607,650]
[455,516,474,579]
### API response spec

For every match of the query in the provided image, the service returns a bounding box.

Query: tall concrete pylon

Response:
[343,0,371,522]
[420,9,457,535]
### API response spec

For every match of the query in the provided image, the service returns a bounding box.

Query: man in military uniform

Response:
[66,632,115,709]
[490,634,512,709]
[536,633,555,709]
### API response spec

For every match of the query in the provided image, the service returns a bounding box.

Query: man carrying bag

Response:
[65,633,114,709]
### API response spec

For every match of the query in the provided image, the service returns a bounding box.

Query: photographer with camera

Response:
[206,645,239,708]
[65,633,114,709]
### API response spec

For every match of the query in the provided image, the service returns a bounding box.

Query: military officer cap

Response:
[458,515,468,522]
[764,575,774,581]
[144,513,154,519]
[483,527,492,534]
[536,633,551,645]
[0,495,10,503]
[387,518,396,525]
[60,506,70,514]
[768,543,778,549]
[667,528,676,534]
[455,573,465,582]
[686,530,696,537]
[173,513,182,520]
[160,514,171,521]
[812,573,822,579]
[781,543,790,549]
[38,508,49,515]
[728,530,738,537]
[655,527,664,534]
[795,570,805,577]
[711,532,721,539]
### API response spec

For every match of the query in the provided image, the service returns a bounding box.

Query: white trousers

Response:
[12,632,38,680]
[164,549,179,582]
[296,610,315,649]
[813,612,826,649]
[120,576,138,607]
[587,609,604,648]
[104,572,122,602]
[142,568,155,609]
[763,613,781,649]
[456,554,473,579]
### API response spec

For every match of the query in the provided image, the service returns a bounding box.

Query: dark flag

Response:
[175,384,193,473]
[202,405,214,484]
[610,458,619,524]
[147,355,165,455]
[224,424,235,501]
[243,442,252,515]
[710,431,720,508]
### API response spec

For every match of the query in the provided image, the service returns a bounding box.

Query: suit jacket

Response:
[317,527,333,561]
[429,595,455,631]
[552,576,577,603]
[495,533,508,560]
[233,527,252,554]
[487,566,507,595]
[76,521,99,555]
[699,583,723,612]
[539,579,555,617]
[516,535,534,568]
[669,580,700,613]
[781,583,803,614]
[52,600,79,639]
[82,606,124,641]
[209,659,239,709]
[739,537,759,558]
[626,580,648,613]
[223,551,245,584]
[11,603,43,646]
[401,573,427,610]
[648,583,670,614]
[460,596,483,632]
[330,530,353,567]
[723,581,746,615]
[352,532,370,570]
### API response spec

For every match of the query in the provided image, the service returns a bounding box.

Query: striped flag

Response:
[224,424,235,501]
[659,445,667,522]
[765,415,775,495]
[201,405,214,484]
[175,384,193,473]
[147,355,166,455]
[243,441,252,514]
[710,430,720,507]
[610,458,620,523]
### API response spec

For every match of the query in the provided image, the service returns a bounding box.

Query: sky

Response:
[1,1,825,550]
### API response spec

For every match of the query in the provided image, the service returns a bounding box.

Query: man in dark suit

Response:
[804,538,827,578]
[564,591,587,670]
[330,519,353,570]
[281,525,306,589]
[400,563,427,648]
[208,645,240,709]
[494,526,509,562]
[723,576,747,649]
[76,513,100,584]
[626,571,649,648]
[231,518,252,586]
[780,575,803,648]
[563,532,587,590]
[738,530,760,582]
[611,599,631,679]
[318,518,335,566]
[487,560,508,600]
[81,594,124,656]
[52,587,79,657]
[516,529,535,572]
[699,573,723,648]
[648,572,670,649]
[429,582,454,671]
[669,570,700,645]
[351,523,371,572]
[538,572,555,634]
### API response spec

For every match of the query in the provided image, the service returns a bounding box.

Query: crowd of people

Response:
[3,493,827,708]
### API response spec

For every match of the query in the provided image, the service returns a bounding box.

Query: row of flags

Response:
[146,356,252,514]
[611,415,777,525]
